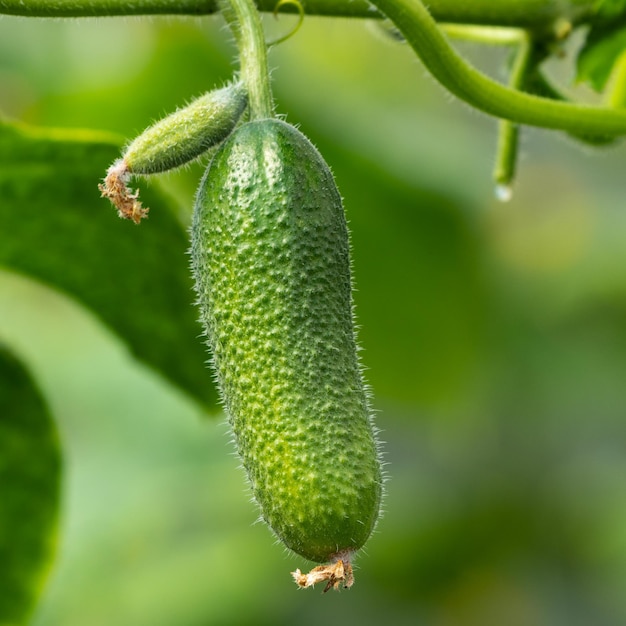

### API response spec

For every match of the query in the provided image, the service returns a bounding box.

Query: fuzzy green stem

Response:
[368,0,626,137]
[220,0,273,120]
[4,0,626,137]
[0,0,215,16]
[0,0,614,30]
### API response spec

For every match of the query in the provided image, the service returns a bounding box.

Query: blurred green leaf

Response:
[0,118,218,412]
[24,20,233,136]
[577,22,626,92]
[312,136,488,407]
[0,344,61,625]
[595,0,626,19]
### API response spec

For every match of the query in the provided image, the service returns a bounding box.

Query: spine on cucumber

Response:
[191,118,382,567]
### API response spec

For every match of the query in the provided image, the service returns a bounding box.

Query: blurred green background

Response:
[1,11,626,626]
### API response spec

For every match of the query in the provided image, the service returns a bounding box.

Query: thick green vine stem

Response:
[219,0,273,120]
[524,70,616,146]
[4,0,626,137]
[368,0,626,138]
[0,0,619,30]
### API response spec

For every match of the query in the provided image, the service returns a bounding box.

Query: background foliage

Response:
[1,11,626,626]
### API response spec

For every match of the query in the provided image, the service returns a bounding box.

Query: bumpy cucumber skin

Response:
[191,119,382,563]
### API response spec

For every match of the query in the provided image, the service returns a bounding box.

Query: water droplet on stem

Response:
[495,183,513,202]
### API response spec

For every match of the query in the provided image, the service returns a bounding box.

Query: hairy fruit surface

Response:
[191,119,382,567]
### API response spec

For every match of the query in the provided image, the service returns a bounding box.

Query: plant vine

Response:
[3,0,626,192]
[219,0,274,119]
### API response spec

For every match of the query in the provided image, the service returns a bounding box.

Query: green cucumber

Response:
[191,118,382,577]
[100,82,247,223]
[123,82,247,176]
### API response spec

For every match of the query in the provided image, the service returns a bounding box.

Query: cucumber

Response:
[100,82,247,223]
[191,118,382,581]
[123,82,248,176]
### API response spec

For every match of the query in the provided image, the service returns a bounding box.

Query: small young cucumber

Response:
[191,119,382,582]
[100,82,247,223]
[123,82,247,175]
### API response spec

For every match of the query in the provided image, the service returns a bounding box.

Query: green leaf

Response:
[577,21,626,92]
[310,135,487,408]
[594,0,626,20]
[0,344,61,625]
[0,118,218,412]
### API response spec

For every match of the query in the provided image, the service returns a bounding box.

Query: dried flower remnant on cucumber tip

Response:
[99,82,247,223]
[99,159,146,224]
[292,553,355,592]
